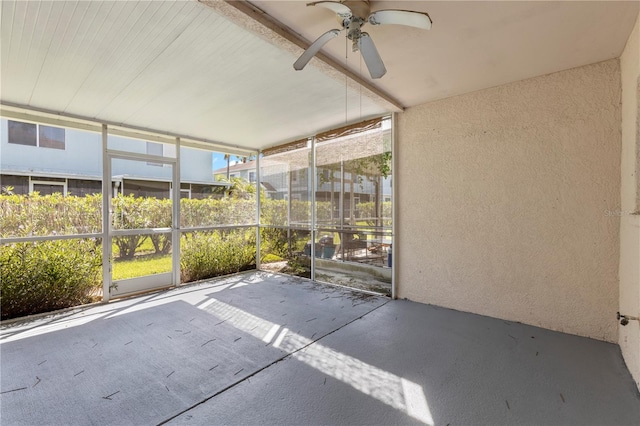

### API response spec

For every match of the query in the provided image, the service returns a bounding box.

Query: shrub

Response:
[112,194,163,259]
[0,192,101,237]
[260,227,309,261]
[180,230,256,283]
[260,199,288,226]
[142,197,172,255]
[181,198,255,228]
[0,239,102,320]
[355,201,392,226]
[260,227,289,259]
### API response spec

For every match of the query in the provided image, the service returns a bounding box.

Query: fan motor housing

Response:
[342,0,371,21]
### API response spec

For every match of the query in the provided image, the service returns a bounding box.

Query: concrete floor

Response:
[1,272,639,425]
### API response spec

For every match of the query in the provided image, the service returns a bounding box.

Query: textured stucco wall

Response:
[397,59,622,342]
[619,10,640,390]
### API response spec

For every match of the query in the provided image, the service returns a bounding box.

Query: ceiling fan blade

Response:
[358,33,386,79]
[368,10,432,30]
[307,1,352,18]
[294,29,341,71]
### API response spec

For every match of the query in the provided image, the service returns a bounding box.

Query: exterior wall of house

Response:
[179,147,214,183]
[0,120,213,185]
[619,10,640,389]
[0,119,102,177]
[396,59,622,343]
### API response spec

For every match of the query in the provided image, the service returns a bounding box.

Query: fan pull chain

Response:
[345,34,348,125]
[359,53,362,120]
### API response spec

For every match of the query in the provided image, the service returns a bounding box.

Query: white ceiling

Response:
[254,0,639,107]
[0,0,387,152]
[1,1,638,152]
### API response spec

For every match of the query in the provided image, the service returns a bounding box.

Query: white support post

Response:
[391,113,398,300]
[101,124,111,302]
[255,151,261,270]
[287,164,292,256]
[172,137,181,286]
[340,160,345,261]
[310,138,316,281]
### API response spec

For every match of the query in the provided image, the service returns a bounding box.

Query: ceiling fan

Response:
[293,0,432,79]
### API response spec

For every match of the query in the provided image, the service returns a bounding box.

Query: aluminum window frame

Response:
[29,177,67,196]
[8,119,66,150]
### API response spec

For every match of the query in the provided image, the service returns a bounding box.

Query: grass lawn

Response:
[112,253,172,280]
[262,253,283,263]
[112,237,157,257]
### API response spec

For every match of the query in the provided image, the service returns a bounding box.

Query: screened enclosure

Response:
[260,116,393,295]
[0,113,393,320]
[0,115,255,319]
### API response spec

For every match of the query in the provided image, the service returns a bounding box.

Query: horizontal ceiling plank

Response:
[1,1,389,151]
[109,13,244,124]
[0,103,256,157]
[65,1,194,117]
[201,0,404,112]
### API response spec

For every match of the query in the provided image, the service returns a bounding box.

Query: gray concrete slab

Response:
[168,299,640,426]
[2,272,639,425]
[0,272,386,425]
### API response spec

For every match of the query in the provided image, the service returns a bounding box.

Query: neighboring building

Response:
[0,119,224,198]
[214,159,289,199]
[214,156,392,221]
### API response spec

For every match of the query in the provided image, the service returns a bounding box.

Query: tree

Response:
[223,154,231,179]
[345,151,391,227]
[214,175,262,200]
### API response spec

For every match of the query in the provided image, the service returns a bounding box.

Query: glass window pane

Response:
[122,179,170,199]
[32,183,65,195]
[146,142,163,166]
[146,142,163,156]
[107,134,175,158]
[39,125,65,149]
[67,179,101,197]
[8,120,36,146]
[0,175,29,195]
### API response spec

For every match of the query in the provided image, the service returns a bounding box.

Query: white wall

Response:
[0,120,102,176]
[619,10,640,390]
[0,119,213,183]
[397,59,622,342]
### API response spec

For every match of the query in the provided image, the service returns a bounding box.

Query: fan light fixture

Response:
[293,0,432,79]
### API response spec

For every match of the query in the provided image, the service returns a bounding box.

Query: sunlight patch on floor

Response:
[198,297,434,425]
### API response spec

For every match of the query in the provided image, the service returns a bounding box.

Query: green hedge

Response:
[0,190,389,320]
[0,192,102,237]
[0,239,102,320]
[180,230,256,282]
[0,230,257,320]
[0,193,389,242]
[1,193,258,259]
[0,193,260,320]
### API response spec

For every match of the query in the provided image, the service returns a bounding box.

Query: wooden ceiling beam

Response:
[199,0,404,113]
